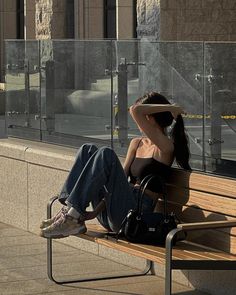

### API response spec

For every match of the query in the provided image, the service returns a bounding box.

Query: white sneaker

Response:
[40,214,87,239]
[40,206,68,229]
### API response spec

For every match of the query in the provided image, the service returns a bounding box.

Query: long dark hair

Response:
[136,92,191,170]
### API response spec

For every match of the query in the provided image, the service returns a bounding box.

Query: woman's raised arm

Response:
[129,104,184,153]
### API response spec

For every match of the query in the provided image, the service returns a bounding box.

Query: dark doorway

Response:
[104,0,116,39]
[66,0,75,38]
[17,0,24,39]
[133,0,137,38]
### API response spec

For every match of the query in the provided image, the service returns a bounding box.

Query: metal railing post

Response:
[210,91,224,159]
[45,60,55,133]
[24,58,30,127]
[117,58,128,146]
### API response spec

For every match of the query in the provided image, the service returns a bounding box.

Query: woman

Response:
[40,92,190,239]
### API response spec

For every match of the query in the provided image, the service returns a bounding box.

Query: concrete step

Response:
[66,89,111,117]
[90,77,139,95]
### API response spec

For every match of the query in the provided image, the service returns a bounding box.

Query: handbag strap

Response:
[137,174,168,218]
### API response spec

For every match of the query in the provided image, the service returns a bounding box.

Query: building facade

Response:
[2,0,236,81]
[0,0,137,82]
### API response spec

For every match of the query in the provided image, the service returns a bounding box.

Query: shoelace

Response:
[51,212,68,228]
[52,206,68,221]
[61,206,68,215]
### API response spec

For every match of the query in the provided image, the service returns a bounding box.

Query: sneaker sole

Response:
[39,222,53,229]
[40,226,87,239]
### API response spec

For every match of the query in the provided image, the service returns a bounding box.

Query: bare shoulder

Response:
[129,137,142,149]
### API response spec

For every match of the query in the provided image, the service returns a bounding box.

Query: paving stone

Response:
[0,227,33,237]
[0,258,133,282]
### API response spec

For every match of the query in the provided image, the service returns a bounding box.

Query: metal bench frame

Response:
[47,196,153,285]
[47,191,236,295]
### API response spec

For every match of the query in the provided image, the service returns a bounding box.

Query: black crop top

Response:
[129,157,171,192]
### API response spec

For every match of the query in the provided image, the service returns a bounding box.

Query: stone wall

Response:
[137,0,161,39]
[35,0,68,39]
[35,0,53,39]
[160,0,236,41]
[136,0,236,41]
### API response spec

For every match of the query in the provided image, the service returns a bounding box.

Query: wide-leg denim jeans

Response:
[58,143,154,232]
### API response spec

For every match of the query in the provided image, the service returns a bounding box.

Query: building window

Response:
[17,0,24,39]
[104,0,116,39]
[66,0,75,38]
[133,0,137,38]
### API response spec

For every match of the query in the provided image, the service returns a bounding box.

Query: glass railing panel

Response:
[155,41,205,171]
[39,40,113,148]
[111,40,144,155]
[5,39,235,178]
[0,84,6,138]
[113,40,205,172]
[204,42,236,178]
[5,40,41,140]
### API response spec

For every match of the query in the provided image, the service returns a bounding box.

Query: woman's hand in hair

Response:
[171,104,185,119]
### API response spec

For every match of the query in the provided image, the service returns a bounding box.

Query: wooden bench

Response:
[46,169,236,295]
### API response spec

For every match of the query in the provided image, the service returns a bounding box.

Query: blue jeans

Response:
[58,144,154,232]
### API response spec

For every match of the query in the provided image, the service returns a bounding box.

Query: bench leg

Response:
[165,228,183,295]
[46,196,153,284]
[165,244,172,295]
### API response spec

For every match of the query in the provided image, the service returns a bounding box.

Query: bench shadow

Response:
[181,206,229,252]
[180,205,231,293]
[56,280,209,295]
[166,168,231,253]
[166,168,233,294]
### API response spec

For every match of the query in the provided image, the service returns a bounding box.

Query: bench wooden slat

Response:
[168,170,236,198]
[79,224,236,264]
[166,187,236,217]
[94,236,223,263]
[176,242,236,260]
[97,238,167,264]
[167,204,236,235]
[187,229,236,255]
[136,242,228,261]
[158,202,236,254]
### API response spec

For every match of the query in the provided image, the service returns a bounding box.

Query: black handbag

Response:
[117,175,177,245]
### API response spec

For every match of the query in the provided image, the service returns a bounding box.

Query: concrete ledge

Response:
[0,138,146,273]
[25,142,76,170]
[0,139,27,160]
[0,157,28,229]
[0,139,76,231]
